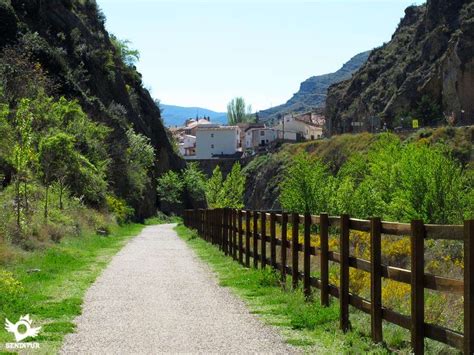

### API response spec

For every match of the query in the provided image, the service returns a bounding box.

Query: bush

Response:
[106,195,134,225]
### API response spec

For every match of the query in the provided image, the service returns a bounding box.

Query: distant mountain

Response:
[160,104,228,127]
[258,51,370,122]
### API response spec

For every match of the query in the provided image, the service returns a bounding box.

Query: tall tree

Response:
[227,97,253,125]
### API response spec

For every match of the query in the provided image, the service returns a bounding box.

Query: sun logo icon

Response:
[5,315,42,342]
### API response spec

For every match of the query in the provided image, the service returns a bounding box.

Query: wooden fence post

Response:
[261,212,267,268]
[411,220,425,354]
[245,211,251,267]
[304,213,311,299]
[320,213,329,306]
[253,212,259,268]
[233,209,238,260]
[270,212,277,269]
[292,213,299,289]
[340,214,350,332]
[238,210,243,265]
[223,208,228,255]
[228,208,234,256]
[370,217,383,343]
[281,212,288,286]
[465,220,474,355]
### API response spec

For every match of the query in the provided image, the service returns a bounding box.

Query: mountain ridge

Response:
[258,51,370,123]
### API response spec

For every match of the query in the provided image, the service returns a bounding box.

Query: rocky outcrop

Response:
[1,0,188,218]
[326,0,474,135]
[258,51,370,123]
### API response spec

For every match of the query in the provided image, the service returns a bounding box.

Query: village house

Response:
[273,111,325,141]
[178,134,197,158]
[244,127,277,150]
[195,126,240,159]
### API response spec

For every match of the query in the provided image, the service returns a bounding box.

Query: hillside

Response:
[326,0,474,135]
[242,126,474,211]
[257,51,370,123]
[161,104,227,127]
[0,0,186,218]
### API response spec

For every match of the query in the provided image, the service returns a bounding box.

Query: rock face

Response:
[0,0,187,218]
[258,51,370,123]
[326,0,474,135]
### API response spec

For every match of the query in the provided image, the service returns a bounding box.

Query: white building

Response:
[195,126,239,159]
[178,134,196,158]
[244,127,277,149]
[274,114,323,141]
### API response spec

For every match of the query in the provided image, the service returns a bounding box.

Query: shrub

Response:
[105,195,134,225]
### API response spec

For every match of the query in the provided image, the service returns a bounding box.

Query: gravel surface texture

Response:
[61,224,298,354]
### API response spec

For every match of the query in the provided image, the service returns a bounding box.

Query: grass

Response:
[0,222,148,354]
[175,223,395,354]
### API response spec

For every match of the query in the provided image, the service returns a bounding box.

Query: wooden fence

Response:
[183,208,474,354]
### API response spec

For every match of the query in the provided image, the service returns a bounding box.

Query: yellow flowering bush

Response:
[0,270,24,306]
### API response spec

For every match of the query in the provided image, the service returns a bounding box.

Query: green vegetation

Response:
[157,162,246,209]
[279,133,472,224]
[0,222,146,353]
[227,97,254,125]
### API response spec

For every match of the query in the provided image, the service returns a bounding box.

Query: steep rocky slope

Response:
[258,51,370,123]
[326,0,474,135]
[0,0,186,217]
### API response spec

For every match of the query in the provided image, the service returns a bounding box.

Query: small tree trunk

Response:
[59,180,64,210]
[15,177,21,230]
[44,185,49,222]
[24,179,28,213]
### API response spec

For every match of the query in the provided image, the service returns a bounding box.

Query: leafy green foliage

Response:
[279,153,332,214]
[125,128,155,199]
[279,133,472,224]
[156,170,184,206]
[105,195,134,225]
[220,163,245,209]
[183,162,206,203]
[110,34,140,68]
[206,166,224,208]
[227,97,254,125]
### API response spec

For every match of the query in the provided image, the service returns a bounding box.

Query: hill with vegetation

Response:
[243,126,474,221]
[326,0,474,135]
[257,51,370,123]
[0,0,191,254]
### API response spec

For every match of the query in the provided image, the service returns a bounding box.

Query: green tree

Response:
[110,34,140,67]
[279,153,332,214]
[414,95,442,126]
[126,128,155,198]
[206,166,224,208]
[220,163,246,209]
[183,162,206,203]
[156,171,184,206]
[38,133,78,219]
[10,98,35,231]
[227,97,253,125]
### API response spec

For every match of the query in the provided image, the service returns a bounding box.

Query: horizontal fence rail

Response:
[183,209,474,354]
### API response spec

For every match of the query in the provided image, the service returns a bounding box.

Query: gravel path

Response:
[61,224,297,354]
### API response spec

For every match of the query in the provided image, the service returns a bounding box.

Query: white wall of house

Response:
[275,116,322,140]
[195,127,239,159]
[245,128,277,149]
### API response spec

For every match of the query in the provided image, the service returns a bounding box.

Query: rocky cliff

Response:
[0,0,187,218]
[326,0,474,135]
[258,51,370,123]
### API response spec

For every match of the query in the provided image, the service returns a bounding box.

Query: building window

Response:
[211,144,214,149]
[211,133,214,138]
[260,130,265,136]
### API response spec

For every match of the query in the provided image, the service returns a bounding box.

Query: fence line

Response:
[183,208,474,354]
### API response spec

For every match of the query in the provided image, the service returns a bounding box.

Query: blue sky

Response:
[98,0,425,112]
